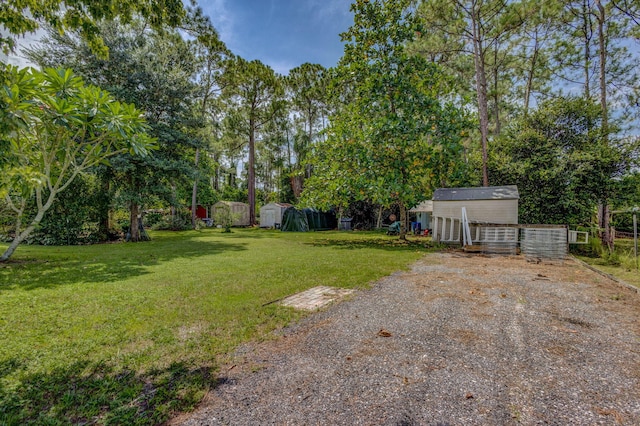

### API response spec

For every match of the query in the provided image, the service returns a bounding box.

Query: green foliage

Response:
[212,205,235,232]
[222,57,285,225]
[26,176,105,245]
[152,216,192,231]
[489,97,624,226]
[1,66,154,260]
[302,0,471,218]
[0,0,185,56]
[26,21,206,240]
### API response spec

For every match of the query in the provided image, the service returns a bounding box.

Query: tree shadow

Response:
[305,237,436,252]
[0,237,247,292]
[0,359,215,425]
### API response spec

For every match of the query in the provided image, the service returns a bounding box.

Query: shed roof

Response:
[409,200,433,213]
[262,202,292,208]
[214,201,249,207]
[433,185,519,201]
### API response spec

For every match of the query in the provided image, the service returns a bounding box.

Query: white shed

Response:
[212,201,250,227]
[432,186,519,243]
[259,202,292,228]
[409,200,433,232]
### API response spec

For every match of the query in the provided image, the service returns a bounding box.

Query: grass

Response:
[0,228,434,425]
[574,238,640,289]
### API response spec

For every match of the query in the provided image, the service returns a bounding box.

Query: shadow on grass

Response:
[305,237,436,252]
[0,238,247,292]
[0,360,213,426]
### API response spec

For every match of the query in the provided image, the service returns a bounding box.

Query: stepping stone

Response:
[279,286,355,311]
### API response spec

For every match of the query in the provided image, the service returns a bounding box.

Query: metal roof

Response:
[433,185,519,201]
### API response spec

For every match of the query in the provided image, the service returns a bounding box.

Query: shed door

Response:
[264,209,275,227]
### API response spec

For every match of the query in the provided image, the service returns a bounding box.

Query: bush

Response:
[151,215,192,231]
[144,212,164,228]
[213,206,235,233]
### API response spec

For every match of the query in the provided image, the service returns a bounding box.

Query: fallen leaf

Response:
[377,329,392,337]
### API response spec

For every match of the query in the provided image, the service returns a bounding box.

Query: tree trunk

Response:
[248,118,256,226]
[1,190,56,261]
[191,148,200,229]
[524,34,540,115]
[399,203,407,241]
[471,5,490,187]
[1,221,37,261]
[493,48,501,136]
[583,0,592,99]
[596,0,608,133]
[596,0,612,250]
[129,203,140,242]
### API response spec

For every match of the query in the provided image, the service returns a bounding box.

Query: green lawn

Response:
[0,229,432,425]
[575,238,640,289]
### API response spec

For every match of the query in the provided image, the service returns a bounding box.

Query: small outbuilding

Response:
[259,202,292,228]
[409,200,433,232]
[432,185,519,243]
[280,207,337,232]
[212,201,250,227]
[188,204,208,220]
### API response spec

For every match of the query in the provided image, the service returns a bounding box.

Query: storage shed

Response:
[259,203,292,228]
[409,200,433,232]
[212,201,250,227]
[188,204,208,220]
[432,185,519,243]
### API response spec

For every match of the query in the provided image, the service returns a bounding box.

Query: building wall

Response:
[212,202,250,226]
[433,199,518,224]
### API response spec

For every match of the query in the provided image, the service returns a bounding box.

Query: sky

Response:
[202,0,353,75]
[1,0,354,74]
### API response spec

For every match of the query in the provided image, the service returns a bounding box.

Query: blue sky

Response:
[201,0,353,75]
[1,0,354,73]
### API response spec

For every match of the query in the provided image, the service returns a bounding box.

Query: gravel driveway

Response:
[175,253,640,425]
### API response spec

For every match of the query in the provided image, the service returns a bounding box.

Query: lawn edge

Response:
[570,255,640,294]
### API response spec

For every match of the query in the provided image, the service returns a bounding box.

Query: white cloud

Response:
[305,0,352,22]
[265,58,298,76]
[202,0,237,50]
[0,28,43,67]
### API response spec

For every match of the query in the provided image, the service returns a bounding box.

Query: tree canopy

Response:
[301,0,472,238]
[1,66,154,260]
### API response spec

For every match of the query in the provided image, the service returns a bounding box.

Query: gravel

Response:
[175,253,640,426]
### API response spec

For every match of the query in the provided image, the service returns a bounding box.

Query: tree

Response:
[415,0,526,186]
[286,63,328,195]
[26,21,201,241]
[302,0,470,239]
[1,0,184,56]
[187,9,230,228]
[222,58,284,225]
[0,66,153,261]
[488,97,632,226]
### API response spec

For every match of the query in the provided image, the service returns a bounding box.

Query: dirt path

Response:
[175,253,640,425]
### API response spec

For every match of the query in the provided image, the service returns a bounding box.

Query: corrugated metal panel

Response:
[433,185,519,201]
[521,227,568,260]
[433,199,518,224]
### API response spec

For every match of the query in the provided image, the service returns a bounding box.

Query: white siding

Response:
[432,199,518,224]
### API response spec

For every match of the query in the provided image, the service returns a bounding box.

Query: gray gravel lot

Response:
[176,253,640,425]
